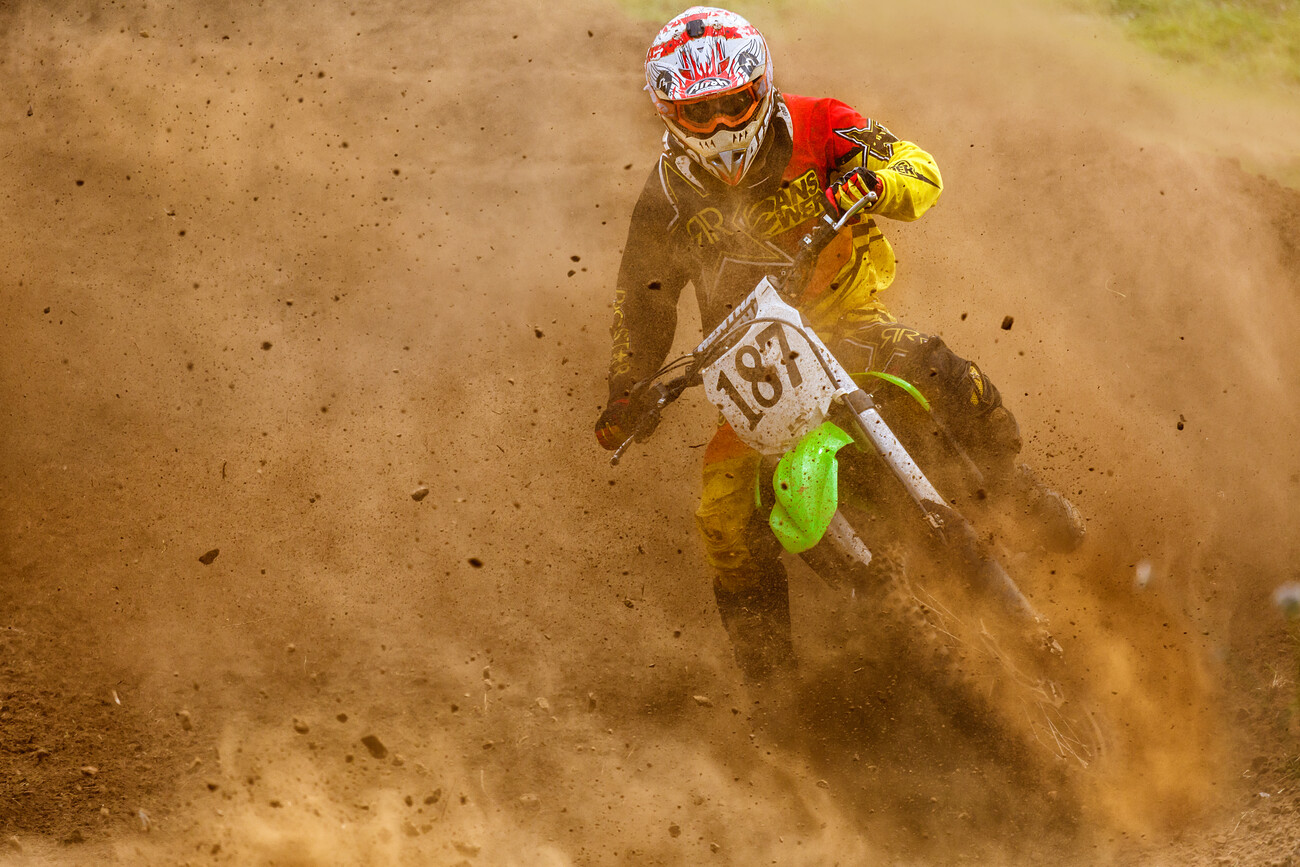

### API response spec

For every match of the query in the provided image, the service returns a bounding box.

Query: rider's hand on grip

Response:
[595,398,632,451]
[829,168,882,217]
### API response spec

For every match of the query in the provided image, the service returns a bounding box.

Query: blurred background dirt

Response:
[2,0,1299,864]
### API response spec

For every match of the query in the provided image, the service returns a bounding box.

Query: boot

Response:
[713,562,796,687]
[998,463,1086,553]
[958,405,1084,554]
[713,563,802,744]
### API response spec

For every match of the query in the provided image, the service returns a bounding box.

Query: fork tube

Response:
[837,390,946,512]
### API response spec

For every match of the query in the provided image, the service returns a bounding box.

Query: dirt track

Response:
[2,1,1299,864]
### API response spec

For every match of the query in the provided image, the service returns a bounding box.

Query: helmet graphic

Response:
[645,7,775,186]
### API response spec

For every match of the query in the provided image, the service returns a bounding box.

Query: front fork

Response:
[828,388,1045,627]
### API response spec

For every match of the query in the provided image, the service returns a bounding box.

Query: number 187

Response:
[716,323,804,429]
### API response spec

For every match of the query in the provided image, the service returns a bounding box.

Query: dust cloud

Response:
[1,0,1298,864]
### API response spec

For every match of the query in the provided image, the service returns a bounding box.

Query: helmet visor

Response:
[671,82,760,137]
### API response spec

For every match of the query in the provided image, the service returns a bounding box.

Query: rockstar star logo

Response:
[834,121,899,163]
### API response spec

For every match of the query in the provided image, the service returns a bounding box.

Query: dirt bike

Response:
[608,192,1103,770]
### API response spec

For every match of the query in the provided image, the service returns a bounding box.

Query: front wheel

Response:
[804,512,1107,773]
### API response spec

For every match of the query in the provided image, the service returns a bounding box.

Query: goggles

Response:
[669,81,762,137]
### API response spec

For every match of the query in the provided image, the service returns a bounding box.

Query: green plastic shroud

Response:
[768,421,856,554]
[856,370,931,413]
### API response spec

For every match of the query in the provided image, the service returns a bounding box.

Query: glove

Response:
[594,397,632,451]
[829,167,883,216]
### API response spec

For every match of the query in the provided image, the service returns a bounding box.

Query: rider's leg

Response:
[900,335,1085,552]
[833,318,1085,552]
[695,423,795,686]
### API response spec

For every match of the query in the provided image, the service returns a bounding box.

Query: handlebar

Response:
[776,189,876,299]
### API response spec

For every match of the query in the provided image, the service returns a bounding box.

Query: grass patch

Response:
[1078,0,1300,86]
[611,0,1300,89]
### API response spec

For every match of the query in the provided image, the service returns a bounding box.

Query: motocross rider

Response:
[595,6,1084,686]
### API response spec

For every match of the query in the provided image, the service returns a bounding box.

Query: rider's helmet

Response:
[645,7,775,186]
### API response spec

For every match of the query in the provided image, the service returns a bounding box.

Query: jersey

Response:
[606,92,943,401]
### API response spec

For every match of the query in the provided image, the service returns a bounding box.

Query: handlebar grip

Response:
[608,376,691,466]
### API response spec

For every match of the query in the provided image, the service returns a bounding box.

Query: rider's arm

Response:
[822,100,944,222]
[864,138,943,222]
[606,165,690,401]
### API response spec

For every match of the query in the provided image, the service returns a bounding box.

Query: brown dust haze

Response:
[2,0,1299,864]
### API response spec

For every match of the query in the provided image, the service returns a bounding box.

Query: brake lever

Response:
[609,434,637,467]
[609,403,664,466]
[607,375,692,467]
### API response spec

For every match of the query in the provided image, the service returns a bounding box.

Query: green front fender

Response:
[769,421,856,554]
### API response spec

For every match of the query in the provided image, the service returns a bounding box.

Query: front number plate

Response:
[702,319,839,455]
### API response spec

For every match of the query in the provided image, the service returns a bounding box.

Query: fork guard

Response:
[769,421,856,554]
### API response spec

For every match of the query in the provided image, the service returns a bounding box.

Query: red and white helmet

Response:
[645,7,775,186]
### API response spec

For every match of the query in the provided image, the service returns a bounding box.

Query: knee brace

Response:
[902,336,1022,472]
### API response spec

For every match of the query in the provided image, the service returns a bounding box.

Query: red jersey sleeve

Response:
[783,92,942,222]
